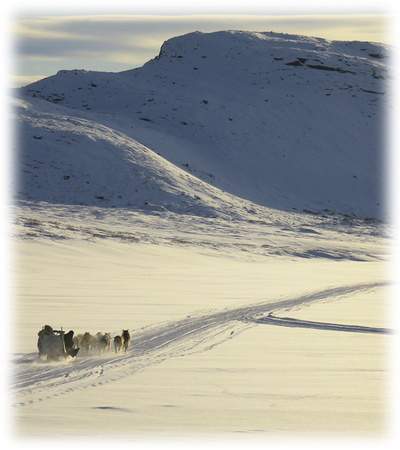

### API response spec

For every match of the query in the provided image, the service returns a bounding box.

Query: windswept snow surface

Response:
[10,204,393,439]
[11,233,393,439]
[8,31,395,442]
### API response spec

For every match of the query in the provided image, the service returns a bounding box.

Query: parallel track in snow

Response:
[11,281,390,408]
[253,314,394,334]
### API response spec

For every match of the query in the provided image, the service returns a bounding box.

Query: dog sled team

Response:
[74,329,131,355]
[37,325,131,361]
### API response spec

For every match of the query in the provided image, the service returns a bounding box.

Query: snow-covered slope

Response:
[13,31,390,219]
[12,97,249,218]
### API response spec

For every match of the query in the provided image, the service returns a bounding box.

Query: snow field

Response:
[12,236,386,355]
[10,235,392,439]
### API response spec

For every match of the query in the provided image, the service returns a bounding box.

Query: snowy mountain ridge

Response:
[13,30,391,220]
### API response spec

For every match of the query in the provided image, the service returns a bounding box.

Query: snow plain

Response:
[7,30,398,447]
[10,204,394,444]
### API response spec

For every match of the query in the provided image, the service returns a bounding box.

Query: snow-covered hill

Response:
[13,30,391,219]
[12,97,247,218]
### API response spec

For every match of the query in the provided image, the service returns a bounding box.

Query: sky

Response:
[5,1,395,88]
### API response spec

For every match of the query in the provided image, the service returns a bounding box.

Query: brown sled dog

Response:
[121,330,131,353]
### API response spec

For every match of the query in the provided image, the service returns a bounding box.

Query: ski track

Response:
[11,281,389,408]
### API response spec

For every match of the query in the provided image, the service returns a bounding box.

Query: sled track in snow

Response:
[252,314,394,334]
[11,282,390,408]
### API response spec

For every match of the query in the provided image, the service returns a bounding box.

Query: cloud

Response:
[14,14,389,57]
[16,35,156,61]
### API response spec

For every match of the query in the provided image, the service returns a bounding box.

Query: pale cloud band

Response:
[12,14,389,87]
